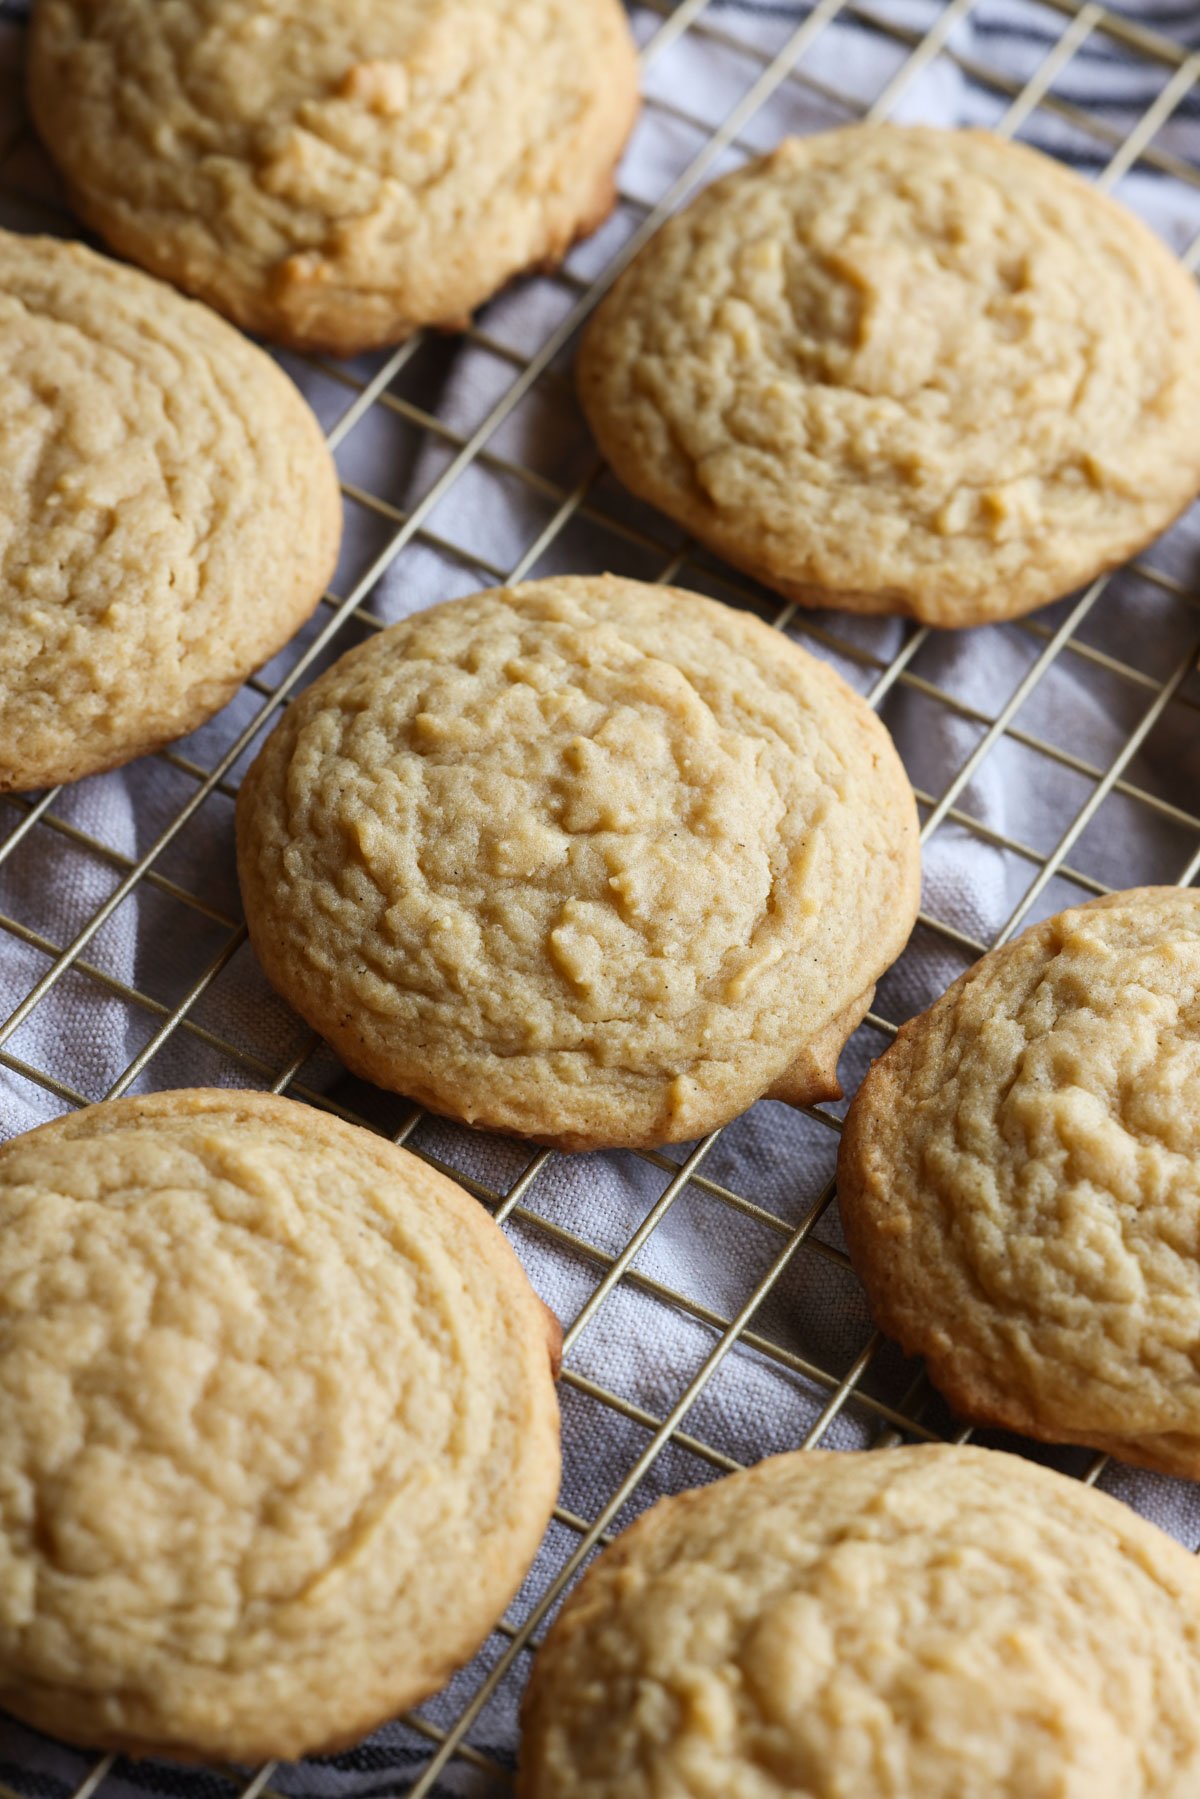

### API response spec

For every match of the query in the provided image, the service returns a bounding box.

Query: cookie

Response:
[28,0,640,354]
[0,1088,561,1762]
[518,1444,1200,1798]
[235,575,920,1152]
[838,887,1200,1479]
[0,230,341,793]
[578,126,1200,629]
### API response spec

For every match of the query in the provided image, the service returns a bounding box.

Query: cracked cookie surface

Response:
[29,0,639,353]
[838,887,1200,1478]
[235,575,920,1151]
[0,230,341,793]
[0,1089,560,1761]
[518,1444,1200,1799]
[579,126,1200,628]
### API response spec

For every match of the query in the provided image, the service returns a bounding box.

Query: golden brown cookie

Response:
[838,887,1200,1478]
[0,1088,560,1761]
[28,0,640,354]
[235,575,920,1151]
[578,127,1200,629]
[518,1445,1200,1799]
[0,229,341,793]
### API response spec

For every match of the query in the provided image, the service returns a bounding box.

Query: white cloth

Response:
[2,3,1200,1794]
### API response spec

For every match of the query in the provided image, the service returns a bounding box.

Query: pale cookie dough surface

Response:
[235,575,920,1151]
[578,126,1200,629]
[518,1445,1200,1799]
[0,1089,561,1762]
[28,0,639,353]
[0,230,341,793]
[838,887,1200,1479]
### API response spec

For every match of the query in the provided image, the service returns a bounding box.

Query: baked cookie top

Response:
[578,127,1200,629]
[838,887,1200,1479]
[0,1089,560,1762]
[29,0,639,353]
[235,575,920,1151]
[0,231,341,793]
[519,1444,1200,1798]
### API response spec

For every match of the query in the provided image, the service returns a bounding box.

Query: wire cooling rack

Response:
[2,0,1200,1794]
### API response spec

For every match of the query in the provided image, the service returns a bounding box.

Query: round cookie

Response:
[518,1444,1200,1798]
[0,1088,561,1762]
[235,575,920,1152]
[28,0,640,354]
[520,1444,1200,1797]
[838,887,1200,1479]
[578,126,1200,629]
[0,230,341,793]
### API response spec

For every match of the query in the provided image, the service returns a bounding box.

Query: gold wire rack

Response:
[2,0,1200,1793]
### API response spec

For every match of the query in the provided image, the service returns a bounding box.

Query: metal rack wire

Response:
[1,0,1199,1793]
